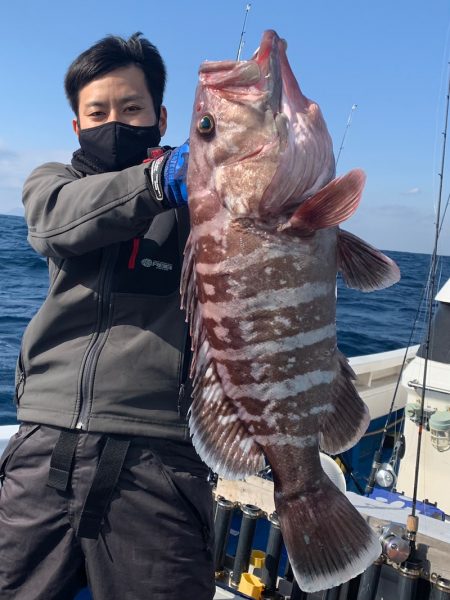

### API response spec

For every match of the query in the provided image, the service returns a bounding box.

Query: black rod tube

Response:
[397,563,421,600]
[430,589,450,600]
[213,497,234,573]
[290,580,308,600]
[348,576,362,600]
[324,585,341,600]
[231,504,260,587]
[338,581,350,600]
[260,512,282,594]
[284,561,293,581]
[430,577,450,600]
[356,560,383,600]
[398,574,418,600]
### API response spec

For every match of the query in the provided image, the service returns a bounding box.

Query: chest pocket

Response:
[113,211,181,296]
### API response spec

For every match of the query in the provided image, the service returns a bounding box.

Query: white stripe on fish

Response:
[209,323,335,361]
[218,368,336,402]
[196,245,294,275]
[200,282,334,320]
[252,433,317,448]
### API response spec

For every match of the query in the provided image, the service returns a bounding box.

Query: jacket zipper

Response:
[175,207,192,417]
[76,246,118,429]
[15,371,26,404]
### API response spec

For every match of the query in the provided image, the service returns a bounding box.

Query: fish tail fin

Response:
[275,474,381,593]
[319,353,370,454]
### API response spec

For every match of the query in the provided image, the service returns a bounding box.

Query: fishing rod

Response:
[407,67,450,550]
[236,3,251,61]
[364,69,450,503]
[364,284,428,496]
[438,191,450,236]
[335,104,358,168]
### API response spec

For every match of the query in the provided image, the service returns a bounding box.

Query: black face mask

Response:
[77,121,162,172]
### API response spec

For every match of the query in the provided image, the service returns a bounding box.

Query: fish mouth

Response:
[199,30,284,113]
[251,30,286,69]
[251,30,284,113]
[252,30,309,114]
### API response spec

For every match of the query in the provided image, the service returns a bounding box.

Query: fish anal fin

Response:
[279,169,366,235]
[189,359,265,480]
[338,229,401,291]
[276,473,381,592]
[319,353,370,454]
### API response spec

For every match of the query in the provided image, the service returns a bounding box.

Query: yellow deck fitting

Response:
[238,572,265,599]
[250,549,265,569]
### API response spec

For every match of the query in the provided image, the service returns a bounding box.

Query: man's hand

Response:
[145,141,189,208]
[163,141,189,207]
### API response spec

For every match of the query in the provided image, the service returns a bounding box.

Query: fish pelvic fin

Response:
[278,169,366,235]
[319,353,370,454]
[275,474,381,593]
[181,235,265,480]
[337,229,401,291]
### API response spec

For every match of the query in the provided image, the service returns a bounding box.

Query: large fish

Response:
[182,30,400,592]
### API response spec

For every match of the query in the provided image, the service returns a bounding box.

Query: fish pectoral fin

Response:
[279,169,366,235]
[319,353,370,454]
[189,359,266,481]
[276,472,381,593]
[337,228,401,291]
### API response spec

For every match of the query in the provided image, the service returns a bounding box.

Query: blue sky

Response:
[1,0,450,255]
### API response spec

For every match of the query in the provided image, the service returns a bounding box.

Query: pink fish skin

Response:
[182,30,399,593]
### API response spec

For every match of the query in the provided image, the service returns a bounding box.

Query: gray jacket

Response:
[16,161,192,440]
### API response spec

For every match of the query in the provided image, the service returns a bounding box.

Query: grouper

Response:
[181,29,400,592]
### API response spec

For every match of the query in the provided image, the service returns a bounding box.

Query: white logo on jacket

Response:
[140,258,173,271]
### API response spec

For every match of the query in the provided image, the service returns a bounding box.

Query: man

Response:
[0,33,215,600]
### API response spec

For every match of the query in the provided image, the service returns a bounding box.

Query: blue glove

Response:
[163,141,189,207]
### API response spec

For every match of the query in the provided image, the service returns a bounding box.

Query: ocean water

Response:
[1,213,449,424]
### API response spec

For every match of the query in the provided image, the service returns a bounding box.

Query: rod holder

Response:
[356,557,384,600]
[260,512,282,595]
[231,504,261,587]
[338,580,350,599]
[397,559,422,600]
[323,585,340,599]
[213,496,235,574]
[430,575,450,600]
[290,579,308,600]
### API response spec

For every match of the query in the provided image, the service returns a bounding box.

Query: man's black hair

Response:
[64,32,166,117]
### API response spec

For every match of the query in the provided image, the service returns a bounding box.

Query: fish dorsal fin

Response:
[279,169,366,235]
[180,235,265,479]
[337,229,401,291]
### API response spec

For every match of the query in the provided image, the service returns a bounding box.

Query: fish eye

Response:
[197,114,215,135]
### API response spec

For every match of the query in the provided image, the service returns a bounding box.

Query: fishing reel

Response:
[379,523,411,564]
[375,462,397,488]
[374,434,406,489]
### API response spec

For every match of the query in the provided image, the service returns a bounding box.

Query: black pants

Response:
[0,423,215,600]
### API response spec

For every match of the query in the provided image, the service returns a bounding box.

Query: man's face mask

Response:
[78,121,162,171]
